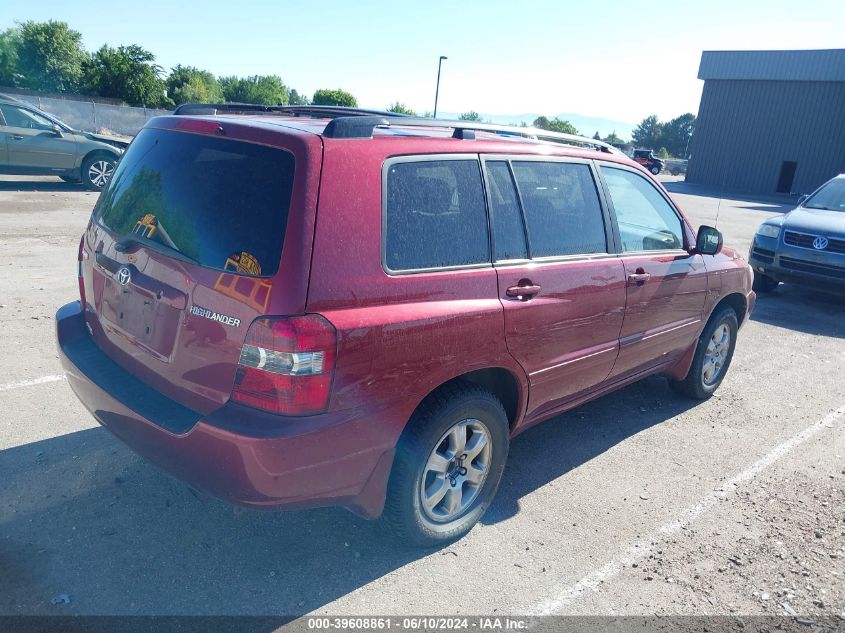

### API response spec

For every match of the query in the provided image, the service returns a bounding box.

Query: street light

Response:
[433,55,447,118]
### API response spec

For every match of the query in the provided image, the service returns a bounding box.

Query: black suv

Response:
[632,149,664,175]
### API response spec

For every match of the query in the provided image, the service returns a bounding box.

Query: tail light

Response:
[232,315,337,416]
[77,234,87,309]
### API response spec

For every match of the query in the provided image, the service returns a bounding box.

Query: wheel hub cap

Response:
[702,323,730,386]
[88,160,114,188]
[420,418,492,523]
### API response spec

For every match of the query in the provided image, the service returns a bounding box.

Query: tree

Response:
[219,75,289,105]
[312,88,357,107]
[592,131,601,140]
[657,147,670,159]
[602,131,625,146]
[459,111,482,121]
[631,115,663,150]
[387,101,416,115]
[533,116,578,135]
[660,113,696,158]
[83,45,167,107]
[289,89,309,105]
[167,65,222,105]
[16,20,86,92]
[0,28,19,86]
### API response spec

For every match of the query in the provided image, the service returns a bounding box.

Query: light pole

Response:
[433,55,447,118]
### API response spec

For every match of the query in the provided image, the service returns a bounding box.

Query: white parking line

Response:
[0,374,66,393]
[532,405,845,615]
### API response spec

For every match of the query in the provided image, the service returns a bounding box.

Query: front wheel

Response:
[384,382,509,547]
[752,271,779,293]
[650,165,661,175]
[81,154,116,191]
[670,307,738,400]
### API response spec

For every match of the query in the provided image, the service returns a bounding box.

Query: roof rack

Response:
[323,115,620,153]
[172,103,411,119]
[171,103,620,154]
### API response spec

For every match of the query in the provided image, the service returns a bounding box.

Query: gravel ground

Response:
[0,174,842,622]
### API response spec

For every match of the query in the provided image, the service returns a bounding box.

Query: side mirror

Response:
[695,225,723,255]
[51,124,64,138]
[797,194,808,206]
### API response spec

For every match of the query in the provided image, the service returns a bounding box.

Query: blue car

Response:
[749,174,845,293]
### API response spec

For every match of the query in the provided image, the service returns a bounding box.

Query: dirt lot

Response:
[0,175,843,622]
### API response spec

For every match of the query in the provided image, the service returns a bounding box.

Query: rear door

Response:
[83,124,315,414]
[0,104,77,171]
[598,165,708,380]
[483,157,626,422]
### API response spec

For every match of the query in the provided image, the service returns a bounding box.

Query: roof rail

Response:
[323,115,621,153]
[172,103,412,119]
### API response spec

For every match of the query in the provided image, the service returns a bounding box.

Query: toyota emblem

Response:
[116,266,131,286]
[812,236,829,251]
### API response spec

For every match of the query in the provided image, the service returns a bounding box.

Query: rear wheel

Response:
[81,153,116,190]
[752,271,779,293]
[670,307,738,400]
[384,382,509,547]
[650,165,661,175]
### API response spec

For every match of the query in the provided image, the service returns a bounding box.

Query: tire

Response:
[81,153,117,191]
[384,382,509,547]
[650,165,661,175]
[669,307,738,400]
[752,271,779,293]
[671,169,680,176]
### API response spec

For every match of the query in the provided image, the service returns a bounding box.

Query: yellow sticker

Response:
[224,251,262,276]
[132,213,158,239]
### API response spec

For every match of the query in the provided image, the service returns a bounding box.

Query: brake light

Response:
[77,234,87,309]
[231,315,337,416]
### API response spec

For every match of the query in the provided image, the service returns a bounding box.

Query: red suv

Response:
[56,106,754,545]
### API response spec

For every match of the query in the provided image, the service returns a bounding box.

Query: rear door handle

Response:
[627,272,651,285]
[11,135,24,140]
[506,283,541,300]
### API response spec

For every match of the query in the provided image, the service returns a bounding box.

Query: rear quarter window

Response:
[95,128,295,277]
[384,158,490,272]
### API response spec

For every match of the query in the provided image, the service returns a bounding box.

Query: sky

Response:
[2,0,844,129]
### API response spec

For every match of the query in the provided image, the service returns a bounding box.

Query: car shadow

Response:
[484,376,694,523]
[0,179,90,193]
[750,285,845,338]
[0,377,695,619]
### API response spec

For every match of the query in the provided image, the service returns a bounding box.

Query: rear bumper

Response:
[56,302,397,518]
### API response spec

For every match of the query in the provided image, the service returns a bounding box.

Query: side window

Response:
[601,167,684,252]
[510,161,607,257]
[385,159,490,271]
[0,105,53,130]
[486,161,528,261]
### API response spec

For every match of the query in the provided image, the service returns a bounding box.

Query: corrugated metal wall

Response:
[687,80,845,195]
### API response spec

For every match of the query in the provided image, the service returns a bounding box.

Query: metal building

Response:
[686,49,845,195]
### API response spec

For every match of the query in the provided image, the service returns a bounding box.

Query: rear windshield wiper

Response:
[114,234,201,266]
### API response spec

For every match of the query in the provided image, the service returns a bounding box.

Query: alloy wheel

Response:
[88,160,114,188]
[419,418,492,523]
[702,323,731,386]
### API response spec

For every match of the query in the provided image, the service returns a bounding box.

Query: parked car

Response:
[665,158,688,176]
[56,106,754,545]
[0,93,127,190]
[749,174,845,293]
[632,149,665,175]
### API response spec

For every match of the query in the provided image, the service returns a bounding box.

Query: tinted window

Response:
[511,161,607,257]
[601,167,684,252]
[486,161,528,260]
[0,104,53,130]
[96,128,294,277]
[385,159,489,271]
[804,178,845,212]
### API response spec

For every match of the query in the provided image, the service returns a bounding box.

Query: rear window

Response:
[384,159,490,271]
[95,128,295,277]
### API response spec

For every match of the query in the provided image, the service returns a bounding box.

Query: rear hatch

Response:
[81,122,317,414]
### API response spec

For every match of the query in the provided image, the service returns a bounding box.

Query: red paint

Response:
[58,114,755,518]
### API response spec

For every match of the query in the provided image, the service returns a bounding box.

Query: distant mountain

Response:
[438,111,636,142]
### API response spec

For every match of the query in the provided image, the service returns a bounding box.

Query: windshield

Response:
[804,178,845,212]
[95,127,295,276]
